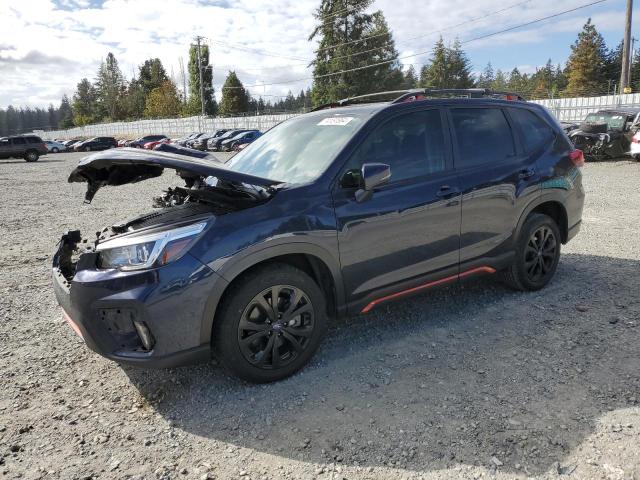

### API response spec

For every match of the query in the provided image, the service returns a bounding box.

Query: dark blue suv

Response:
[52,89,585,382]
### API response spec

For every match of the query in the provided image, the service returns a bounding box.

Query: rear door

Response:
[448,106,539,267]
[333,107,461,311]
[10,137,27,156]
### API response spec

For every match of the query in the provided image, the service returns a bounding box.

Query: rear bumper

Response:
[52,242,227,368]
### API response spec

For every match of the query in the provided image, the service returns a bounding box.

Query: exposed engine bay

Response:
[55,148,281,282]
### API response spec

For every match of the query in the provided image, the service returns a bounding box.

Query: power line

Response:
[315,0,532,54]
[222,0,610,90]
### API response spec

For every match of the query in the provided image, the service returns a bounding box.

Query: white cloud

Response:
[0,0,632,107]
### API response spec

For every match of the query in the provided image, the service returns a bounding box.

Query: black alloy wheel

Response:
[524,225,557,283]
[500,213,561,291]
[214,263,327,383]
[238,285,315,369]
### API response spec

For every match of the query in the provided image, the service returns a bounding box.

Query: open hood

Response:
[68,147,281,203]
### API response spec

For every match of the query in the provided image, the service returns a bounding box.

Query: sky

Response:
[0,0,637,109]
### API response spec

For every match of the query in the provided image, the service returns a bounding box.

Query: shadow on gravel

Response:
[124,253,640,476]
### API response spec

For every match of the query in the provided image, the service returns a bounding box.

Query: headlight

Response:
[96,222,206,270]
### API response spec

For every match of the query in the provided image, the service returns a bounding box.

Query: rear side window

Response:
[348,109,447,183]
[11,138,26,145]
[509,108,555,153]
[450,108,515,168]
[26,136,41,143]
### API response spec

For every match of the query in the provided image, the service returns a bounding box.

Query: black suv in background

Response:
[73,137,118,152]
[53,89,585,383]
[0,135,48,162]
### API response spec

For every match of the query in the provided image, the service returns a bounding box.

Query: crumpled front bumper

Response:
[51,233,228,368]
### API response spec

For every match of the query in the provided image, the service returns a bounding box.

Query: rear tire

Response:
[214,263,328,383]
[24,150,39,162]
[500,213,561,291]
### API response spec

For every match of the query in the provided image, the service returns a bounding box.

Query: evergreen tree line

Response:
[2,5,640,136]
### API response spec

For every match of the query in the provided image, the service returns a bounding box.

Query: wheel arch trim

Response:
[198,242,345,345]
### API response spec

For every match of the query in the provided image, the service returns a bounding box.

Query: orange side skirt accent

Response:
[62,309,84,339]
[361,266,496,314]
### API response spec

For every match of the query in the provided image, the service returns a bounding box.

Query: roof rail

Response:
[311,88,526,111]
[393,88,526,102]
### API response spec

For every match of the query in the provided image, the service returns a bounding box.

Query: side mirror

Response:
[355,163,391,202]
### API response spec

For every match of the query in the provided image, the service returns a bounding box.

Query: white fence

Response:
[35,93,640,140]
[36,113,298,140]
[532,93,640,122]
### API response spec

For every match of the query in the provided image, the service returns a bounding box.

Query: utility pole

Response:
[195,36,206,117]
[620,0,633,92]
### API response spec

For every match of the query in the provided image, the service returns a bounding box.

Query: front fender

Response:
[198,241,345,346]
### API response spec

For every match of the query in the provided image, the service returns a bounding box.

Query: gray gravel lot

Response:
[0,151,639,480]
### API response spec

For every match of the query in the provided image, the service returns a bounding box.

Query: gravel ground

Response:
[0,151,639,480]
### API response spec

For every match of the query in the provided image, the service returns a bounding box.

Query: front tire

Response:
[52,147,59,153]
[500,213,561,291]
[214,263,328,383]
[84,146,91,152]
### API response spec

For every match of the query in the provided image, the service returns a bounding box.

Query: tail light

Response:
[632,134,639,144]
[569,149,585,167]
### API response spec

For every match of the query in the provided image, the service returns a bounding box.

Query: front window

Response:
[227,112,368,184]
[584,112,626,130]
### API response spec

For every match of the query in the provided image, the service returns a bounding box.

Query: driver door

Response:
[332,108,462,313]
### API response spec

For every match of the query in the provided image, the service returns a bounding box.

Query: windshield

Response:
[584,112,627,130]
[227,112,367,184]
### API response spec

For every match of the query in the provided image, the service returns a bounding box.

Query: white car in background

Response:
[631,131,640,160]
[44,140,67,153]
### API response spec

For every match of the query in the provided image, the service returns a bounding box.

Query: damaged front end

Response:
[51,148,280,365]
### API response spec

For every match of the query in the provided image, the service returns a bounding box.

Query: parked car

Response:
[63,139,83,148]
[144,138,171,150]
[220,130,261,151]
[74,137,118,152]
[52,88,585,382]
[234,142,250,152]
[117,139,132,148]
[130,135,168,148]
[208,129,251,151]
[175,133,204,147]
[568,108,640,161]
[191,130,228,151]
[44,140,67,153]
[0,134,48,162]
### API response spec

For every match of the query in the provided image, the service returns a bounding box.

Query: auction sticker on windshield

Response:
[318,116,354,126]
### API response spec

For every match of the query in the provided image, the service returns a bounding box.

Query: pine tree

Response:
[564,19,607,96]
[420,37,448,88]
[631,50,640,92]
[218,71,249,116]
[309,0,403,105]
[603,40,623,87]
[72,78,98,126]
[419,37,473,88]
[186,44,216,115]
[121,79,146,119]
[138,58,169,97]
[492,70,508,90]
[477,63,495,88]
[448,39,474,88]
[403,65,418,89]
[144,80,181,118]
[95,52,126,121]
[58,96,74,128]
[507,68,528,94]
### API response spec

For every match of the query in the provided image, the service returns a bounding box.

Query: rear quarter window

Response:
[509,108,555,154]
[11,137,26,145]
[450,108,515,168]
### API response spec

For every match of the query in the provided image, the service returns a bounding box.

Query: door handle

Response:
[436,185,460,198]
[518,168,535,179]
